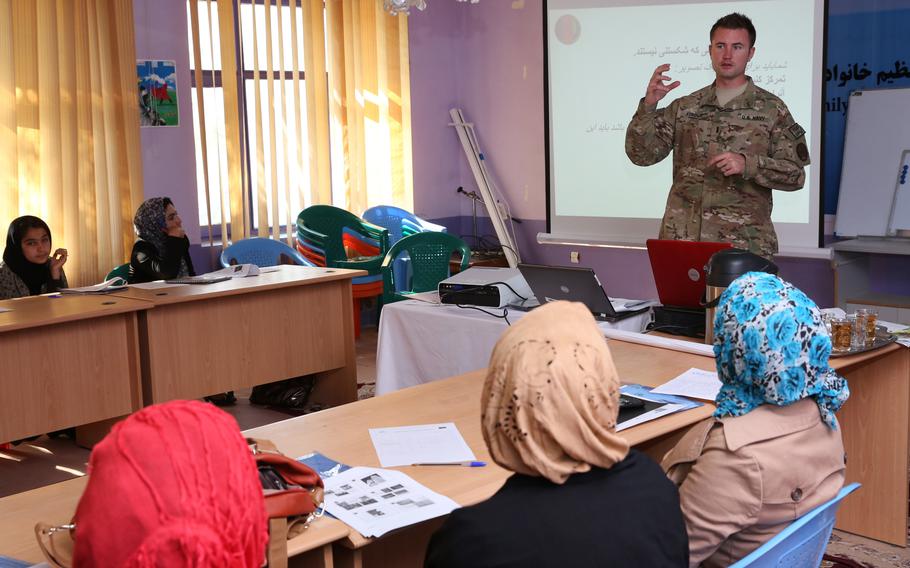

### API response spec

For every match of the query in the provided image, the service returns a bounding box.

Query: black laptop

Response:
[514,264,650,322]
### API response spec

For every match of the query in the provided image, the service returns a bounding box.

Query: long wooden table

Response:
[110,266,365,408]
[0,338,716,567]
[0,294,148,443]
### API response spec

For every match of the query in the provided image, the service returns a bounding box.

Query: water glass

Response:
[849,314,867,350]
[856,308,878,344]
[830,318,852,352]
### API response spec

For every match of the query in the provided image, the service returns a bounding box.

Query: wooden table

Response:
[109,266,365,408]
[829,343,910,546]
[0,338,715,567]
[245,338,717,568]
[0,294,147,443]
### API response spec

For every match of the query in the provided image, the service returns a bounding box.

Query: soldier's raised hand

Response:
[644,64,681,106]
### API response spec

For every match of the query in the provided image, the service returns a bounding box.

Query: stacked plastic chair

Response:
[363,205,447,292]
[295,205,390,337]
[220,237,314,268]
[381,232,471,304]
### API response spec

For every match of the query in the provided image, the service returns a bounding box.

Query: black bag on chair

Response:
[249,376,316,409]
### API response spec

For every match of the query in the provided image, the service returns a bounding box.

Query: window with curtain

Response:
[0,0,143,285]
[187,0,414,246]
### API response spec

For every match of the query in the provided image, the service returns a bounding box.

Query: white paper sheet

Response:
[403,291,441,304]
[0,307,11,313]
[369,423,476,467]
[129,281,188,290]
[60,277,127,294]
[609,297,658,313]
[651,367,722,401]
[323,466,460,537]
[616,399,688,431]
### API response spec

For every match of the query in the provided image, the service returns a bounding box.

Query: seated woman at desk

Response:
[0,215,68,299]
[128,196,195,284]
[425,301,688,568]
[662,273,849,567]
[57,400,268,567]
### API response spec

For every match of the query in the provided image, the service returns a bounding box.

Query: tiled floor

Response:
[0,326,379,498]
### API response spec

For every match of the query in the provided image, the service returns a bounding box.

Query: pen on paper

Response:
[412,461,487,467]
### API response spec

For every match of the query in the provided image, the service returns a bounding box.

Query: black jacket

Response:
[424,450,688,568]
[128,236,196,284]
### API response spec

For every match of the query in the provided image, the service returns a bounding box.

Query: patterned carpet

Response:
[823,530,910,567]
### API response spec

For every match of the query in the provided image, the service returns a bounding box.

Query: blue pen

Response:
[413,461,486,467]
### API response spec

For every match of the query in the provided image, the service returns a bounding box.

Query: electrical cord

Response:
[436,281,527,326]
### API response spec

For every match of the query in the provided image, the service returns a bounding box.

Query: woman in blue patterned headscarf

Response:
[662,272,848,568]
[712,271,850,428]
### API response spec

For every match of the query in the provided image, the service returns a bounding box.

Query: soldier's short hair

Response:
[710,13,756,47]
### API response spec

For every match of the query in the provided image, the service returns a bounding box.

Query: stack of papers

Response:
[617,384,703,431]
[323,467,459,537]
[60,277,127,294]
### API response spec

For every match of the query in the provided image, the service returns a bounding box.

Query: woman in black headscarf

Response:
[128,197,195,284]
[0,216,68,299]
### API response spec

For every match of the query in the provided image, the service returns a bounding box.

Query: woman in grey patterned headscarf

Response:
[128,197,194,284]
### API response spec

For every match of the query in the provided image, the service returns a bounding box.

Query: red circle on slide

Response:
[555,15,581,45]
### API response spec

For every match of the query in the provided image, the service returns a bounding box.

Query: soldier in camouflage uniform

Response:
[625,13,809,259]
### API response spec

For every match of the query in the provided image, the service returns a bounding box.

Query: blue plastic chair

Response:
[363,205,447,292]
[729,483,861,568]
[220,237,315,268]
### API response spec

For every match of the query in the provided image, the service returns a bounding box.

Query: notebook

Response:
[645,239,732,309]
[515,264,649,322]
[164,275,232,285]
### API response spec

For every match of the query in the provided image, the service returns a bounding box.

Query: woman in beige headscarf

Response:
[425,301,688,568]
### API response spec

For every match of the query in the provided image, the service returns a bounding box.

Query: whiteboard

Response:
[835,87,910,237]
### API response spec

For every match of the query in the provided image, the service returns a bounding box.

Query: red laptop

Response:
[646,239,733,309]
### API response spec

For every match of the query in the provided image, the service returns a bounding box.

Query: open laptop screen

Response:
[645,239,732,309]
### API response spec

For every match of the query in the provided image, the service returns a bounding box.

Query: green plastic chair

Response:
[295,205,389,275]
[105,263,130,282]
[381,232,471,304]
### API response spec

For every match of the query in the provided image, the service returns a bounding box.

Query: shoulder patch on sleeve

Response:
[787,122,806,140]
[796,143,809,162]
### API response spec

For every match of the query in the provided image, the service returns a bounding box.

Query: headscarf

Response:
[482,301,630,484]
[3,215,54,295]
[133,197,189,277]
[713,272,850,429]
[72,400,268,567]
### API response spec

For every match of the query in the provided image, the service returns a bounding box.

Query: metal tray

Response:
[830,326,897,357]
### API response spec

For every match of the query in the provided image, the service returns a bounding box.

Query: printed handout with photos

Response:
[323,466,460,538]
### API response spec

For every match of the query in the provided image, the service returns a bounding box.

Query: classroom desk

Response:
[376,299,652,395]
[0,474,350,567]
[246,337,717,568]
[110,266,365,408]
[0,337,715,567]
[0,294,147,443]
[829,343,910,546]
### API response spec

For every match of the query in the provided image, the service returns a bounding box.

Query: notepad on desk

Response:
[369,423,477,467]
[651,368,722,401]
[617,384,703,431]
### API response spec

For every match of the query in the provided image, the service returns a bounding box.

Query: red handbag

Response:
[248,438,325,568]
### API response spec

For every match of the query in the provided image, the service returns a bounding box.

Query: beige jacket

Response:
[661,399,846,567]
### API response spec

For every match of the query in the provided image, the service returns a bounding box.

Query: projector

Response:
[438,267,533,308]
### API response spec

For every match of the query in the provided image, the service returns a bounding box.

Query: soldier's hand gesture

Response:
[644,64,681,106]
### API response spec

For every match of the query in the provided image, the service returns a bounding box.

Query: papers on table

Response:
[206,263,261,278]
[651,368,722,401]
[369,423,476,467]
[323,466,459,538]
[402,290,441,304]
[0,307,11,313]
[60,277,127,294]
[130,280,188,290]
[298,451,351,480]
[617,384,703,431]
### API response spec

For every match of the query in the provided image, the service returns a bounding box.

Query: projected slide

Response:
[546,0,823,250]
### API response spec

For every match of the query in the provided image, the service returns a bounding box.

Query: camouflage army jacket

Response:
[625,78,809,258]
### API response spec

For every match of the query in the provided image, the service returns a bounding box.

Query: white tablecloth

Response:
[376,300,652,395]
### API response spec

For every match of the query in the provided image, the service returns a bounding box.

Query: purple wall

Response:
[133,0,200,245]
